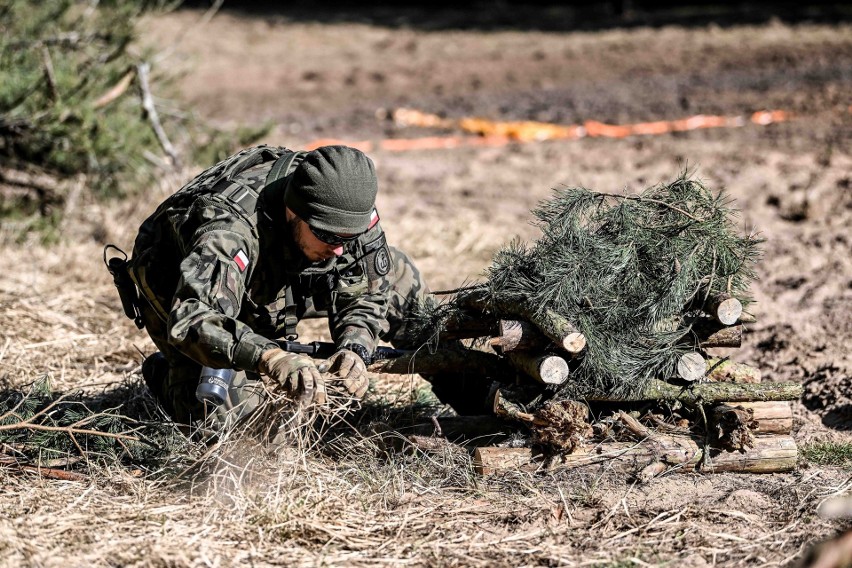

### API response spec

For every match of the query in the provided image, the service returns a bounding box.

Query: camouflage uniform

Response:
[129,146,429,423]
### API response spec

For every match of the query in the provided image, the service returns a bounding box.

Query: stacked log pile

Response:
[369,301,799,477]
[368,175,801,477]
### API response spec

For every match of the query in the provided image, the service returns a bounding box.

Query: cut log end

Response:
[561,332,587,355]
[538,356,571,385]
[708,293,743,326]
[677,352,707,382]
[506,352,570,385]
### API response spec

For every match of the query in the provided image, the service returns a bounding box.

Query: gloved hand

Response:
[259,348,327,405]
[326,348,369,399]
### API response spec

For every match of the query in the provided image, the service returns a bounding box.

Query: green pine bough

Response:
[415,173,763,402]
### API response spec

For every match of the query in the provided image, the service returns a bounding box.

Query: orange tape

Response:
[303,108,795,152]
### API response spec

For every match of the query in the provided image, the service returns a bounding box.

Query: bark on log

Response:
[706,358,762,383]
[533,308,587,355]
[738,312,756,324]
[695,322,743,348]
[473,434,797,475]
[368,348,510,379]
[506,352,570,385]
[582,379,802,403]
[705,293,743,326]
[457,291,585,356]
[718,401,793,435]
[490,319,549,353]
[677,352,707,382]
[708,404,757,451]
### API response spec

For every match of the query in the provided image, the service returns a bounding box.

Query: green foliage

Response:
[420,173,762,400]
[802,442,852,469]
[0,0,270,221]
[0,1,157,192]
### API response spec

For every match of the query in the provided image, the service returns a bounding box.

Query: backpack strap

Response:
[264,150,306,195]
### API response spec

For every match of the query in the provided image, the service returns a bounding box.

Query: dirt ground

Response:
[1,6,851,567]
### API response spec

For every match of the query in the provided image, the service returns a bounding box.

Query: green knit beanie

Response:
[284,146,378,234]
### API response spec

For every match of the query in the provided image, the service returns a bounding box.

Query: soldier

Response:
[124,145,431,426]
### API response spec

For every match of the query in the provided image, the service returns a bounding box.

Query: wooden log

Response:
[533,308,587,356]
[695,322,743,348]
[705,293,743,326]
[702,435,797,473]
[473,434,797,475]
[677,352,707,382]
[457,291,585,356]
[368,348,510,379]
[581,378,802,403]
[506,352,570,385]
[490,319,548,353]
[706,358,762,383]
[708,404,757,451]
[720,401,793,435]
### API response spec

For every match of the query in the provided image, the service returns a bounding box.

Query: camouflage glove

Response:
[259,348,327,406]
[326,347,369,399]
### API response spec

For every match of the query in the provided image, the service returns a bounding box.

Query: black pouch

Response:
[103,245,144,329]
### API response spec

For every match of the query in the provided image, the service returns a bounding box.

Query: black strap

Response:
[265,151,302,188]
[283,285,299,340]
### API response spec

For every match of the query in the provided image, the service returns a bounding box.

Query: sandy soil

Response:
[1,7,851,567]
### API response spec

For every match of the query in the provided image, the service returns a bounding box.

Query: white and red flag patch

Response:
[233,249,249,272]
[369,208,380,229]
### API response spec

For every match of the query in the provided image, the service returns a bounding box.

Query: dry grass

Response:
[0,183,848,567]
[2,13,852,567]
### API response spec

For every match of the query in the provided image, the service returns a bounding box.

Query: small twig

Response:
[598,192,705,222]
[431,416,444,437]
[92,68,135,109]
[136,62,179,168]
[15,464,88,482]
[0,421,140,442]
[40,46,59,101]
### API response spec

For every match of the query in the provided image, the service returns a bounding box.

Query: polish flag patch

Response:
[369,209,380,229]
[233,249,249,272]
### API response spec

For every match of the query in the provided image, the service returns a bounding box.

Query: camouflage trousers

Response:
[139,246,430,426]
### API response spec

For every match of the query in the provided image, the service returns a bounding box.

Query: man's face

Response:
[286,209,346,262]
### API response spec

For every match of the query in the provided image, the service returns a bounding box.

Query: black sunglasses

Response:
[308,225,362,246]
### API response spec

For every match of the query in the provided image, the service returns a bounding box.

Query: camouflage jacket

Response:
[129,146,393,372]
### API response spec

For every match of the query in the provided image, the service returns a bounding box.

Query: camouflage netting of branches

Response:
[417,174,762,399]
